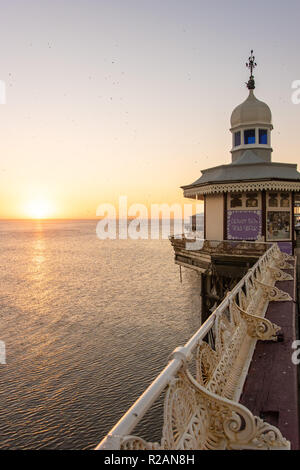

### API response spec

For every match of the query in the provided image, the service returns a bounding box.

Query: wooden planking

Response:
[240,262,299,449]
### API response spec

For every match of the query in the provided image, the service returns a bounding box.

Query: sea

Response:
[0,220,201,449]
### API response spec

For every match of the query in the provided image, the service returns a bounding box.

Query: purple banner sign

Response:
[227,210,262,240]
[277,242,293,255]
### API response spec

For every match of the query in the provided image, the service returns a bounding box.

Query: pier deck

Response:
[97,241,299,451]
[240,261,299,449]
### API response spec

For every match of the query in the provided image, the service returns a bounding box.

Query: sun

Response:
[26,199,54,219]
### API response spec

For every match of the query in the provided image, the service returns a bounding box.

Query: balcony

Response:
[96,241,298,450]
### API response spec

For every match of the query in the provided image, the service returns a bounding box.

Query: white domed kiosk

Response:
[182,51,300,254]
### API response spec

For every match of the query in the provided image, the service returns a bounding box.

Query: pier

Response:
[96,52,300,451]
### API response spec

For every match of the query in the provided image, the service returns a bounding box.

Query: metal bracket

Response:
[254,279,292,302]
[268,266,293,282]
[233,301,281,341]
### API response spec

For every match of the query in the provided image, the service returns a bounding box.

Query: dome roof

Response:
[231,89,272,128]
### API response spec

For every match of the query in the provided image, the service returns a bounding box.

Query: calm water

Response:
[0,220,201,449]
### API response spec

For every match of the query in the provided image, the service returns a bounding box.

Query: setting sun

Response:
[25,200,54,219]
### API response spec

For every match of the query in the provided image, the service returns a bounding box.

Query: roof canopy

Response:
[182,150,300,198]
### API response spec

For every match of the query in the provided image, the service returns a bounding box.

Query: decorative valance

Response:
[183,180,300,198]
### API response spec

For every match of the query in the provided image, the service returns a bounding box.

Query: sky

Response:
[0,0,299,218]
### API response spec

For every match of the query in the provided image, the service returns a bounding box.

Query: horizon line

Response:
[0,215,204,222]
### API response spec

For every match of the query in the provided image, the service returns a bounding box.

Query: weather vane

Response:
[246,50,257,90]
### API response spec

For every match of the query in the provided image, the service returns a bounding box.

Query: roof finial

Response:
[246,50,257,90]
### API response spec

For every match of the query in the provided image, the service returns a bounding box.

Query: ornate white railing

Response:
[96,242,294,451]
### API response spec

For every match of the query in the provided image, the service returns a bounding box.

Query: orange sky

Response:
[0,1,299,219]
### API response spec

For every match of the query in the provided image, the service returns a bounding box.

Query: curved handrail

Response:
[96,241,286,450]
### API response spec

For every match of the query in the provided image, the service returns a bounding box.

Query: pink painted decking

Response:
[240,261,299,449]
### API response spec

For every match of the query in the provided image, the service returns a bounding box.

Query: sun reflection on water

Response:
[31,226,46,272]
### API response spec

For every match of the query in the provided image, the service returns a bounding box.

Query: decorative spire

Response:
[246,50,257,90]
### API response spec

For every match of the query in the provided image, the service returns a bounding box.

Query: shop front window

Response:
[234,131,241,147]
[266,191,291,241]
[280,193,290,208]
[259,129,268,144]
[246,192,258,208]
[294,194,300,227]
[268,192,278,207]
[267,211,290,240]
[244,129,255,144]
[230,193,242,208]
